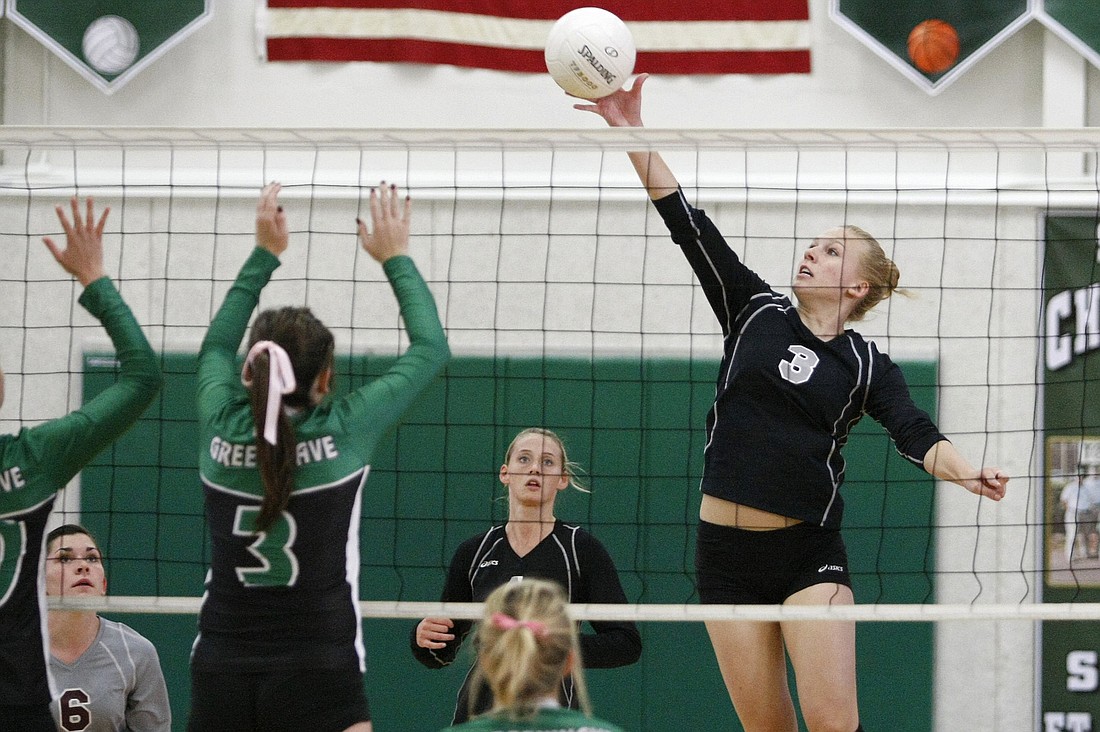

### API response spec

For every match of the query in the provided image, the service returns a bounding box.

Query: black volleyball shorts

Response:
[695,519,852,605]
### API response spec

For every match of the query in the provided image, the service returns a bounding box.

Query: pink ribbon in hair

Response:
[241,340,296,445]
[490,612,547,638]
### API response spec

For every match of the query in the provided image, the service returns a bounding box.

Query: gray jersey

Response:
[49,618,171,732]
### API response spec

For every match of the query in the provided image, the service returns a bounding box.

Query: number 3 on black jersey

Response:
[232,507,300,588]
[778,344,820,385]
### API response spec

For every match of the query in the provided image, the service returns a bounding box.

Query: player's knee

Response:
[801,701,859,732]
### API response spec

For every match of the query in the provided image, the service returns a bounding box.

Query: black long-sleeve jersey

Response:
[410,520,641,722]
[653,189,946,530]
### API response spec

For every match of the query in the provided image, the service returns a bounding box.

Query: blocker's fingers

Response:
[258,182,281,214]
[95,204,110,236]
[386,184,398,217]
[42,236,62,262]
[369,184,383,220]
[69,196,83,229]
[53,205,70,237]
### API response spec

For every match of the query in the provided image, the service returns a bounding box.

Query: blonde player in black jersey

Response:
[412,428,640,724]
[576,75,1009,732]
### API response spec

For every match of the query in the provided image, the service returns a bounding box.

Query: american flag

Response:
[264,1,811,74]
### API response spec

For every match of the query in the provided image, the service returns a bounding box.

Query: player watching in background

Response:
[412,428,640,725]
[46,523,171,732]
[0,197,162,731]
[188,182,449,732]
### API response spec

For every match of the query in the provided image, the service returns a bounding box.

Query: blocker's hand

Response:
[357,182,411,264]
[255,182,289,257]
[43,196,109,287]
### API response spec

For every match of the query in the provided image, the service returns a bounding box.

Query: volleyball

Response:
[544,7,636,99]
[907,19,959,75]
[82,15,141,75]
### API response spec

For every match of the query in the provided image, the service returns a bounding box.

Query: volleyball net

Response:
[2,126,1096,728]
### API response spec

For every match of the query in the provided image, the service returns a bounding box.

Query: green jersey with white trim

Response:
[193,247,449,673]
[0,278,160,710]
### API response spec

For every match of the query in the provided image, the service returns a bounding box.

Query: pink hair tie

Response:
[490,612,547,638]
[241,340,296,445]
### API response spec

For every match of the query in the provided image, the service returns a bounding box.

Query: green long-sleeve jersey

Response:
[0,277,161,710]
[193,247,449,673]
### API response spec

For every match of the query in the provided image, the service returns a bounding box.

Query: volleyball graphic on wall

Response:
[82,15,141,75]
[7,0,212,93]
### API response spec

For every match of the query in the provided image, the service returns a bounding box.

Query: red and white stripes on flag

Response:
[263,1,811,74]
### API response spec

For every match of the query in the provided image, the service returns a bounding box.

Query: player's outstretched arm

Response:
[197,184,286,414]
[339,181,449,430]
[34,197,161,480]
[923,440,1008,501]
[573,74,678,200]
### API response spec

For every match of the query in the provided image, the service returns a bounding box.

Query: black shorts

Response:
[188,666,370,732]
[695,520,852,605]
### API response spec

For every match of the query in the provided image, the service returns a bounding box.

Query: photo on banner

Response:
[1038,0,1100,70]
[829,0,1029,94]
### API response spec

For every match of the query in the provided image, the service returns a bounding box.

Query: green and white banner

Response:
[6,0,211,94]
[1042,215,1100,731]
[829,0,1030,95]
[830,1,1100,95]
[1039,0,1100,70]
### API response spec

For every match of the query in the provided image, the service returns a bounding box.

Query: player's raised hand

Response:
[357,182,411,264]
[255,182,289,256]
[42,196,109,287]
[574,73,648,128]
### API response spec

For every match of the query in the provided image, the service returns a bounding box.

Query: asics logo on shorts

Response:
[818,564,845,573]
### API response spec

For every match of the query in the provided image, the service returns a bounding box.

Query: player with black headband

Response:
[0,197,162,731]
[188,182,449,732]
[575,74,1009,732]
[412,428,641,725]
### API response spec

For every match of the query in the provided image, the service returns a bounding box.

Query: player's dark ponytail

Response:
[247,307,335,531]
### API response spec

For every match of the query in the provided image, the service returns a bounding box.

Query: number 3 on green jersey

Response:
[232,507,299,588]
